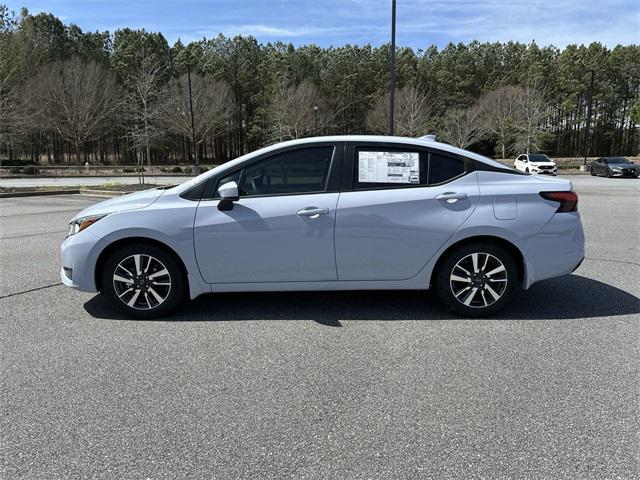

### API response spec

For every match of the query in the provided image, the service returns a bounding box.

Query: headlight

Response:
[67,214,106,236]
[612,167,622,172]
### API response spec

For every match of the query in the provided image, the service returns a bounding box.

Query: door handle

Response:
[436,192,469,203]
[297,207,330,218]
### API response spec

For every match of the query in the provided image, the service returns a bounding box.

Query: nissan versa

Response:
[61,136,585,318]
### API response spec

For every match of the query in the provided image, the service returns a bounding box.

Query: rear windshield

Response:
[529,154,551,162]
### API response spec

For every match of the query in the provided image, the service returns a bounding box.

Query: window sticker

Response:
[358,151,420,183]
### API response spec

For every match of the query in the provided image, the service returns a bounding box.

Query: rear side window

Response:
[353,147,466,189]
[428,153,465,184]
[354,148,428,189]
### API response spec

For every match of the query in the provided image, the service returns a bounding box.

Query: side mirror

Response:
[217,181,239,211]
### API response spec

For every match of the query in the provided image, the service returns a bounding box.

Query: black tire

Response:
[434,242,519,317]
[606,169,612,178]
[101,244,186,319]
[590,167,596,176]
[525,168,529,174]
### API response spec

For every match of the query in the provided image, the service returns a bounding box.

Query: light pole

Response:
[389,0,396,136]
[241,119,247,154]
[583,69,595,166]
[187,63,199,174]
[313,105,319,135]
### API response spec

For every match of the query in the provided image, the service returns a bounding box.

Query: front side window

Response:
[239,146,333,196]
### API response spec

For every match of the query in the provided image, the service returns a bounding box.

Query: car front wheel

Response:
[101,244,186,319]
[590,168,596,176]
[435,243,518,317]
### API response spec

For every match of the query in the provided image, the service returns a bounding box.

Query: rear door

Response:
[334,143,480,281]
[194,144,342,284]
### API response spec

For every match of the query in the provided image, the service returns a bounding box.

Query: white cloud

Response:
[327,0,640,47]
[203,24,349,38]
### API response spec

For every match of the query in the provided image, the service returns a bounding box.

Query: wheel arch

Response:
[94,236,190,293]
[429,235,525,288]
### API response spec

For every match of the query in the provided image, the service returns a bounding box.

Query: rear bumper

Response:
[523,212,585,288]
[571,257,584,273]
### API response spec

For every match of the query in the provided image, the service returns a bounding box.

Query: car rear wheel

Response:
[101,244,186,319]
[434,243,518,317]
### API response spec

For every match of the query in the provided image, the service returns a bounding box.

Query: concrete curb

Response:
[0,189,80,198]
[79,189,130,197]
[1,189,134,198]
[0,174,196,179]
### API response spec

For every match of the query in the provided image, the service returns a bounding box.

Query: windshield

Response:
[607,157,630,164]
[529,154,551,162]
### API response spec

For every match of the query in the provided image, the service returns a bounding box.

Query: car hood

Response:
[608,163,637,168]
[530,161,556,166]
[71,188,165,221]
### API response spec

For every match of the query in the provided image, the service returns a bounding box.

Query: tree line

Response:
[0,5,638,167]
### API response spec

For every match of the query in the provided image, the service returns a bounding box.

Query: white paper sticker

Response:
[358,151,420,184]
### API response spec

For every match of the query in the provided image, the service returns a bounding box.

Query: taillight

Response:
[539,191,578,212]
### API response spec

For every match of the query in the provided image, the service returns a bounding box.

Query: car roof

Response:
[279,135,510,168]
[175,135,512,193]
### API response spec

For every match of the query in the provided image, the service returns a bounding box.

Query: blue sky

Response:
[5,0,639,49]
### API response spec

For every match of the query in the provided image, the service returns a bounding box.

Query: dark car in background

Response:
[590,157,639,178]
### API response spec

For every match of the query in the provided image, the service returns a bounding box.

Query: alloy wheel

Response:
[449,252,508,309]
[112,254,172,310]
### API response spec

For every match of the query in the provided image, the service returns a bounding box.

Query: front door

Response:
[194,145,339,284]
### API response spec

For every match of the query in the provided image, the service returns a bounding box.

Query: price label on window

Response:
[358,151,420,183]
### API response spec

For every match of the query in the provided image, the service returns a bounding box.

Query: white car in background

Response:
[514,154,558,175]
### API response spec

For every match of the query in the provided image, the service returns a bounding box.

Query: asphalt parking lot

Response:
[1,176,639,479]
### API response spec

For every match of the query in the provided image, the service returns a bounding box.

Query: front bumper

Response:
[531,168,558,176]
[610,169,638,177]
[60,230,100,293]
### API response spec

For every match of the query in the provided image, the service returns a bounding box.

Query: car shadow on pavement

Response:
[84,274,639,325]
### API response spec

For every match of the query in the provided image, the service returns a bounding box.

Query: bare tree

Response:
[367,85,437,137]
[478,86,521,159]
[23,57,122,163]
[125,54,166,168]
[439,104,486,148]
[267,78,333,142]
[513,84,549,153]
[0,79,18,149]
[158,73,233,162]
